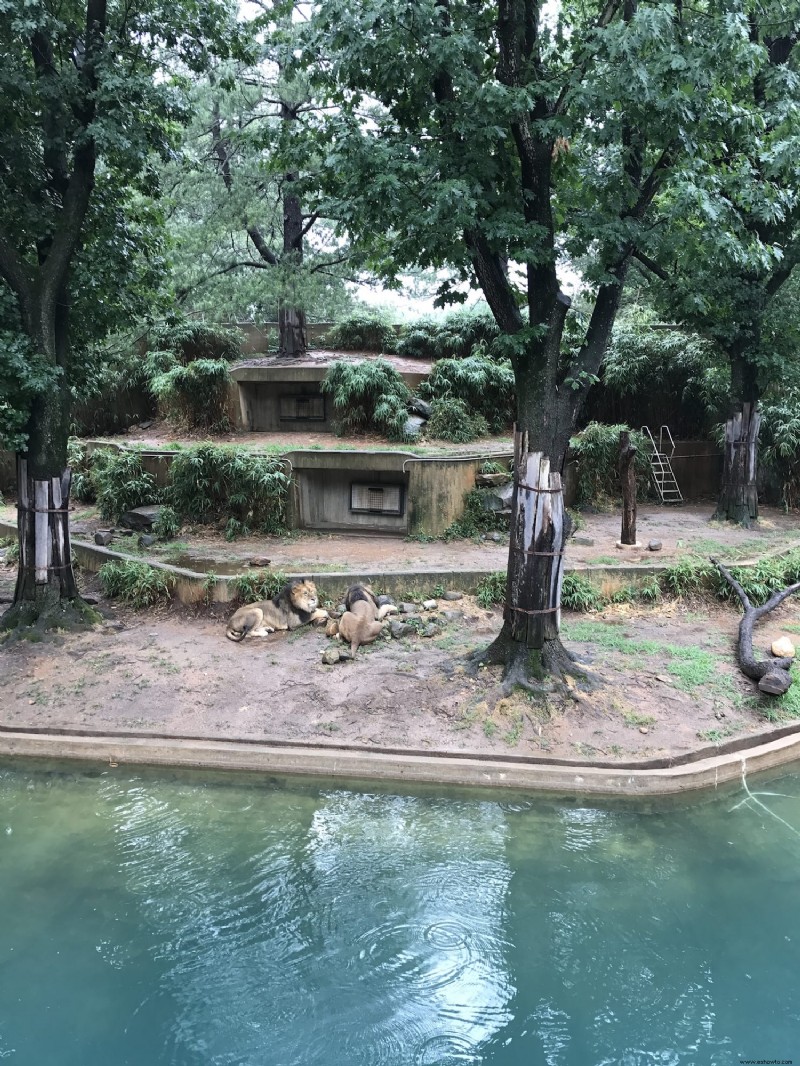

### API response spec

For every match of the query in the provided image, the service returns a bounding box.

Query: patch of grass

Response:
[98,560,175,608]
[622,710,656,728]
[562,573,603,612]
[760,665,800,721]
[561,620,665,655]
[229,569,290,604]
[664,647,720,692]
[697,723,742,743]
[476,571,506,609]
[483,719,498,738]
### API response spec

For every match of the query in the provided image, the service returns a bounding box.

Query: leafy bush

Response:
[67,439,97,503]
[326,309,398,353]
[168,444,289,539]
[0,536,20,566]
[143,322,240,431]
[761,391,800,511]
[475,571,506,608]
[569,422,651,506]
[0,329,58,451]
[419,355,515,433]
[229,569,290,604]
[425,398,489,443]
[98,560,174,608]
[153,506,180,541]
[442,489,508,539]
[561,573,603,611]
[92,450,162,521]
[396,310,499,361]
[321,359,411,441]
[150,359,233,431]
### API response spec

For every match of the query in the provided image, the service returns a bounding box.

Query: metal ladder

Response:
[641,425,683,503]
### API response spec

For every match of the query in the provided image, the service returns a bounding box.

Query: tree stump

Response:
[715,403,760,526]
[618,430,638,546]
[712,557,799,695]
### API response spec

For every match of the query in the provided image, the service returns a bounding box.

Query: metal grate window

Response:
[279,393,326,421]
[350,483,404,515]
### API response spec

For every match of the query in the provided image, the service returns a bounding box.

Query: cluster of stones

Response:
[93,505,163,549]
[320,590,466,665]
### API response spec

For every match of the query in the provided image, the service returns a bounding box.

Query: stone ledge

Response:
[1,728,799,795]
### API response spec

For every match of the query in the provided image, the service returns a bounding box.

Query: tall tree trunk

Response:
[714,402,760,527]
[2,301,95,631]
[618,430,638,545]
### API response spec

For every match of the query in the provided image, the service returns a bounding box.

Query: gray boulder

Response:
[410,397,432,419]
[120,505,163,532]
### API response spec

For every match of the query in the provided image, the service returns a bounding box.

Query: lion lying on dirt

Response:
[327,583,397,655]
[226,579,328,642]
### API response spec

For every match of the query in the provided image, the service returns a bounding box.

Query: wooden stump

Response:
[715,403,760,525]
[618,430,637,546]
[505,430,566,649]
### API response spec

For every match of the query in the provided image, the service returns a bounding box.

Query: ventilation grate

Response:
[350,483,404,515]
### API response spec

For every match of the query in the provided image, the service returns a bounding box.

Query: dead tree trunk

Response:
[12,456,80,606]
[618,430,637,545]
[471,428,592,695]
[714,403,760,527]
[712,557,799,695]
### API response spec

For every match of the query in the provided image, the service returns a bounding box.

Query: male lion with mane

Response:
[226,578,328,642]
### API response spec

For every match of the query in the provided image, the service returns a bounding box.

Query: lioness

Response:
[334,583,397,656]
[226,578,328,642]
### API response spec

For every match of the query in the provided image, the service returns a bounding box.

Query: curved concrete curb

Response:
[2,728,799,795]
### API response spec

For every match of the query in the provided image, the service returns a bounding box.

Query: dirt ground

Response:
[2,557,800,765]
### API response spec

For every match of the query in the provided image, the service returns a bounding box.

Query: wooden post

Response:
[618,430,638,546]
[505,428,566,649]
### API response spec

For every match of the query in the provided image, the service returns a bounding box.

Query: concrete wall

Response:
[238,381,332,433]
[669,440,722,499]
[407,457,489,537]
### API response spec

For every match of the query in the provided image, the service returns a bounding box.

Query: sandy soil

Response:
[2,559,800,765]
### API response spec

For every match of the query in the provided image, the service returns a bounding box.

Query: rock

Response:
[338,649,353,660]
[377,594,396,607]
[390,621,413,639]
[403,414,426,438]
[321,647,341,665]
[138,534,155,548]
[639,727,649,735]
[119,505,163,532]
[442,609,464,622]
[138,420,154,430]
[442,591,463,601]
[647,540,663,552]
[759,670,792,695]
[399,602,417,614]
[480,483,514,512]
[490,532,502,543]
[248,557,271,568]
[771,636,796,658]
[83,595,99,605]
[115,528,135,537]
[94,531,113,547]
[422,623,440,638]
[572,536,595,547]
[475,472,510,487]
[410,397,432,419]
[422,599,438,611]
[336,603,346,616]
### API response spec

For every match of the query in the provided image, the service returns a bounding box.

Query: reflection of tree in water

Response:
[106,780,514,1065]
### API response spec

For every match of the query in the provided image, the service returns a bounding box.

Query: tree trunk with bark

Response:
[471,428,591,694]
[277,183,307,356]
[714,403,760,527]
[619,430,637,545]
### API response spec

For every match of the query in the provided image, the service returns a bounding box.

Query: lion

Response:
[331,583,398,656]
[226,578,328,642]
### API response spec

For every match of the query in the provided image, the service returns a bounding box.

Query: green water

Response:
[1,763,799,1066]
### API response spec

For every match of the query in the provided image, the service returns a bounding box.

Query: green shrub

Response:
[148,321,242,364]
[419,354,515,433]
[150,359,233,431]
[761,391,800,511]
[569,422,651,506]
[475,571,506,608]
[153,506,180,541]
[561,573,603,611]
[321,359,411,441]
[93,450,162,521]
[0,536,19,566]
[168,445,289,538]
[326,309,397,353]
[425,398,489,443]
[229,569,290,604]
[397,310,499,361]
[98,560,174,608]
[442,489,508,539]
[67,439,97,503]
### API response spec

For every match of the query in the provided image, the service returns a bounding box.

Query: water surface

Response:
[1,762,798,1065]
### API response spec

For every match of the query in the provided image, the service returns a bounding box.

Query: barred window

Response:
[350,483,404,515]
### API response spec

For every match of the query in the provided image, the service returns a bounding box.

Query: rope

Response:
[516,483,562,494]
[509,547,565,558]
[19,562,74,572]
[16,504,69,514]
[504,604,560,616]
